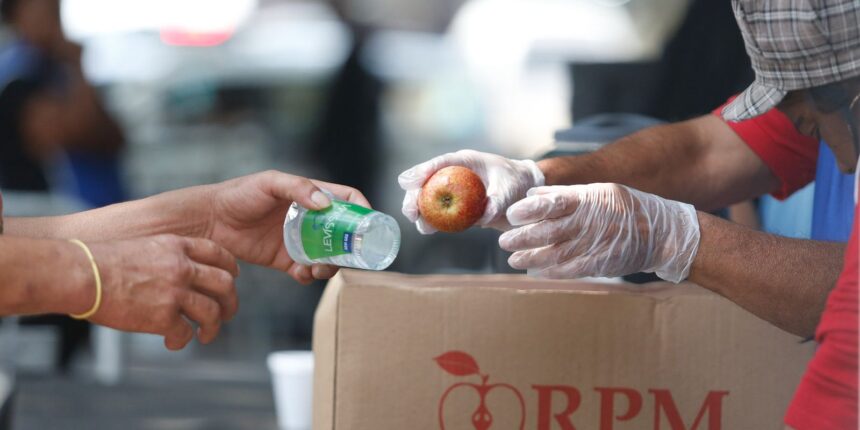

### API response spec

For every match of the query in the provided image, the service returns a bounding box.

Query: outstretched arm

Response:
[538,115,779,211]
[5,171,371,284]
[690,213,840,337]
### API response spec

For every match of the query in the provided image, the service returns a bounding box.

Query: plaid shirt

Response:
[722,0,860,121]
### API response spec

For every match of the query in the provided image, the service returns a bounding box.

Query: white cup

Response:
[268,351,314,430]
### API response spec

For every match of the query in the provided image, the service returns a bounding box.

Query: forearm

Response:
[0,237,93,316]
[537,115,778,211]
[689,212,841,337]
[5,185,213,241]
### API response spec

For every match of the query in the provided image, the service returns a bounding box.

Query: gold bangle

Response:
[68,239,102,320]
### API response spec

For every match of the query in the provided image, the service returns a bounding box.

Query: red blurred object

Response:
[160,28,234,47]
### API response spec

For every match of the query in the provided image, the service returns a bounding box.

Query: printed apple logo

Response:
[435,351,525,430]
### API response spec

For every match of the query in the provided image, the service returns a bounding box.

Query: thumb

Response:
[476,194,505,226]
[398,164,435,190]
[401,189,421,223]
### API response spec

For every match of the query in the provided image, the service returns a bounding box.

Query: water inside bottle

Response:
[351,212,400,270]
[284,202,400,271]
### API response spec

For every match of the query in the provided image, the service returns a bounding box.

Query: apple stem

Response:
[480,374,489,385]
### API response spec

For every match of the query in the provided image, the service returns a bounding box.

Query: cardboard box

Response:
[313,271,815,430]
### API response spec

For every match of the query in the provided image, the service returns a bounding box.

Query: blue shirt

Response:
[811,142,856,242]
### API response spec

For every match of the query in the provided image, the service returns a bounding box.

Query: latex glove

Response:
[399,150,545,233]
[498,184,700,283]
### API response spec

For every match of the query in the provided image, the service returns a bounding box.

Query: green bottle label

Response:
[301,201,373,260]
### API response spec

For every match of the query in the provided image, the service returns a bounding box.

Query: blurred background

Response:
[0,0,806,428]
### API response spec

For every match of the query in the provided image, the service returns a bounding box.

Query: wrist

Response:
[540,152,619,187]
[60,240,99,316]
[536,159,557,185]
[0,237,95,316]
[21,239,94,315]
[644,192,701,283]
[522,159,546,187]
[140,185,216,239]
[687,212,721,288]
[537,155,597,186]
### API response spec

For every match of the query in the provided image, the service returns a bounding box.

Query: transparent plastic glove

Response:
[498,184,700,283]
[398,150,545,234]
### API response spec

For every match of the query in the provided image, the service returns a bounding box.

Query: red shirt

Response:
[785,204,859,429]
[713,101,858,428]
[711,102,819,199]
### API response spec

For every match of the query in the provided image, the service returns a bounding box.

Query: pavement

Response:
[12,358,281,430]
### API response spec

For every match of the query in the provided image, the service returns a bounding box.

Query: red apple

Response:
[418,166,487,233]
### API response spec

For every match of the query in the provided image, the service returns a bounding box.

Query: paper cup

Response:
[268,351,314,430]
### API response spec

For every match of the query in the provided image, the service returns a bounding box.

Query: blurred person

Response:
[0,170,369,351]
[309,11,383,203]
[401,0,859,427]
[311,0,464,203]
[0,0,124,201]
[0,0,126,371]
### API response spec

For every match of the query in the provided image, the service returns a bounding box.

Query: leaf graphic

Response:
[434,351,481,376]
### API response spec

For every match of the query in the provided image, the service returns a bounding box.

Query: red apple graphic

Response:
[435,351,525,430]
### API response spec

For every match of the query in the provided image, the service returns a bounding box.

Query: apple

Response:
[419,166,487,233]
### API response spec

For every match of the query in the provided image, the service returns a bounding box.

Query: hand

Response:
[399,150,545,233]
[498,184,700,283]
[202,171,371,284]
[85,235,239,350]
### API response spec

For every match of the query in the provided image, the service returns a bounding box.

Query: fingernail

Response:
[312,265,337,280]
[311,191,331,208]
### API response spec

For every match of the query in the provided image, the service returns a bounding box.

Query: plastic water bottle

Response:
[283,192,400,271]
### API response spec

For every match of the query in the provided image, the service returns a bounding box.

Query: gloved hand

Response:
[498,184,700,283]
[399,150,545,233]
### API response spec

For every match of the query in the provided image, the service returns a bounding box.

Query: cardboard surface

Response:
[313,270,815,430]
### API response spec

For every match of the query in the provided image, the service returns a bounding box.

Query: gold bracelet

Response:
[68,239,102,320]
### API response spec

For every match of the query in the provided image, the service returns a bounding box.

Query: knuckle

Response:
[559,244,579,263]
[260,169,283,182]
[168,258,193,284]
[205,305,221,325]
[155,309,177,332]
[196,237,218,253]
[155,234,183,248]
[344,185,361,197]
[200,302,220,325]
[222,275,238,297]
[607,183,629,198]
[293,175,314,188]
[165,287,185,307]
